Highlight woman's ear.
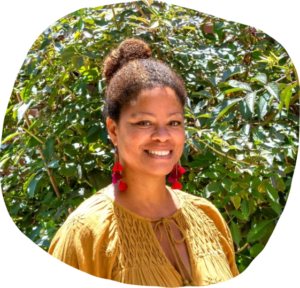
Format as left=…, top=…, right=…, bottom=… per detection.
left=106, top=117, right=118, bottom=146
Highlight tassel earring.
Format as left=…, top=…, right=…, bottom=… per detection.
left=167, top=160, right=185, bottom=189
left=112, top=146, right=128, bottom=191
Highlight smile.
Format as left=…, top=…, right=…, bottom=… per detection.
left=147, top=150, right=171, bottom=155
left=144, top=150, right=173, bottom=158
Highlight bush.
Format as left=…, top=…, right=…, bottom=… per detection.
left=0, top=1, right=299, bottom=273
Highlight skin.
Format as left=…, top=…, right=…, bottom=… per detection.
left=106, top=86, right=186, bottom=219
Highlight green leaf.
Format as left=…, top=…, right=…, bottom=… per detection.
left=265, top=82, right=280, bottom=101
left=28, top=119, right=43, bottom=131
left=279, top=83, right=296, bottom=113
left=82, top=51, right=101, bottom=59
left=77, top=18, right=84, bottom=30
left=60, top=163, right=77, bottom=177
left=54, top=206, right=66, bottom=220
left=241, top=198, right=250, bottom=219
left=188, top=171, right=196, bottom=181
left=187, top=182, right=196, bottom=193
left=251, top=178, right=261, bottom=189
left=189, top=160, right=209, bottom=169
left=253, top=126, right=266, bottom=142
left=241, top=124, right=251, bottom=137
left=231, top=195, right=241, bottom=209
left=46, top=159, right=59, bottom=169
left=265, top=182, right=282, bottom=214
left=10, top=203, right=21, bottom=215
left=238, top=100, right=252, bottom=120
left=87, top=126, right=100, bottom=137
left=147, top=4, right=159, bottom=16
left=251, top=73, right=267, bottom=85
left=250, top=243, right=264, bottom=258
left=212, top=98, right=242, bottom=123
left=54, top=43, right=63, bottom=53
left=183, top=143, right=189, bottom=161
left=28, top=226, right=43, bottom=241
left=1, top=132, right=22, bottom=144
left=35, top=236, right=50, bottom=248
left=28, top=173, right=43, bottom=197
left=87, top=169, right=111, bottom=190
left=86, top=126, right=101, bottom=143
left=61, top=47, right=76, bottom=63
left=72, top=56, right=84, bottom=70
left=221, top=178, right=232, bottom=192
left=230, top=221, right=241, bottom=246
left=40, top=39, right=51, bottom=50
left=93, top=19, right=109, bottom=26
left=286, top=187, right=292, bottom=202
left=23, top=173, right=36, bottom=192
left=223, top=88, right=245, bottom=94
left=222, top=66, right=243, bottom=82
left=270, top=175, right=279, bottom=189
left=203, top=181, right=223, bottom=197
left=228, top=80, right=252, bottom=92
left=247, top=220, right=273, bottom=242
left=229, top=210, right=246, bottom=220
left=245, top=92, right=256, bottom=113
left=257, top=93, right=269, bottom=120
left=142, top=0, right=154, bottom=6
left=17, top=100, right=33, bottom=123
left=42, top=139, right=54, bottom=159
left=149, top=21, right=160, bottom=30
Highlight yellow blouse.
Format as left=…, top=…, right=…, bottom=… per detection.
left=49, top=184, right=239, bottom=286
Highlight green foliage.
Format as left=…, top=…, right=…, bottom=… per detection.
left=0, top=1, right=299, bottom=274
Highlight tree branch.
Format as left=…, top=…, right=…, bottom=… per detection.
left=193, top=136, right=253, bottom=166
left=131, top=2, right=147, bottom=19
left=15, top=93, right=61, bottom=198
left=110, top=5, right=119, bottom=30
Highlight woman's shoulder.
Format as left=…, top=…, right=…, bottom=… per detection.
left=175, top=188, right=235, bottom=245
left=65, top=185, right=115, bottom=230
left=49, top=185, right=119, bottom=263
left=174, top=189, right=229, bottom=233
left=174, top=188, right=216, bottom=211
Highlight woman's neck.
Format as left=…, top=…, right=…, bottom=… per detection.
left=110, top=171, right=181, bottom=219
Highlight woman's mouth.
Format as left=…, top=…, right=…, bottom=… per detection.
left=144, top=150, right=173, bottom=159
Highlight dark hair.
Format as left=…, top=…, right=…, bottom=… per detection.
left=102, top=38, right=187, bottom=124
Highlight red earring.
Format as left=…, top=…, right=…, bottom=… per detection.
left=112, top=146, right=128, bottom=191
left=167, top=161, right=185, bottom=189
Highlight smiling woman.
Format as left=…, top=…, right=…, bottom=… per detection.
left=48, top=38, right=239, bottom=287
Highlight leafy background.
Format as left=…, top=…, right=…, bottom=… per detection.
left=0, top=0, right=299, bottom=274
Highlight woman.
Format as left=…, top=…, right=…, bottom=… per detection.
left=49, top=38, right=239, bottom=287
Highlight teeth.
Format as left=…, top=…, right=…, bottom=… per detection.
left=147, top=150, right=170, bottom=156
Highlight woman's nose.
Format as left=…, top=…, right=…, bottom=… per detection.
left=151, top=125, right=171, bottom=142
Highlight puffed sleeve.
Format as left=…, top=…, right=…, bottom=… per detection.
left=49, top=192, right=119, bottom=280
left=183, top=192, right=239, bottom=277
left=196, top=198, right=239, bottom=276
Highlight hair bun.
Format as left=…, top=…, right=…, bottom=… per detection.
left=103, top=38, right=152, bottom=85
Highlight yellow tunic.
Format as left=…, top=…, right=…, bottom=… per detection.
left=49, top=184, right=239, bottom=286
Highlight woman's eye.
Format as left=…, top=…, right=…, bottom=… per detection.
left=170, top=121, right=181, bottom=126
left=136, top=121, right=181, bottom=126
left=137, top=121, right=151, bottom=126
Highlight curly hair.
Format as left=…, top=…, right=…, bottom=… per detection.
left=102, top=38, right=187, bottom=124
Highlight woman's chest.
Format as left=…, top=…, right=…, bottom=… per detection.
left=150, top=219, right=193, bottom=282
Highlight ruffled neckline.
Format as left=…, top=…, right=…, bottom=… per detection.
left=102, top=183, right=185, bottom=222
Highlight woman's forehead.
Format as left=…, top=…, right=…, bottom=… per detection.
left=129, top=87, right=182, bottom=106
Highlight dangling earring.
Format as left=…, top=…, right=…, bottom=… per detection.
left=112, top=146, right=128, bottom=191
left=167, top=160, right=185, bottom=189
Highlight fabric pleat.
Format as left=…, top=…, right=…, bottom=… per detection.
left=49, top=184, right=239, bottom=287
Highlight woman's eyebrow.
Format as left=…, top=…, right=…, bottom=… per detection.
left=130, top=112, right=183, bottom=118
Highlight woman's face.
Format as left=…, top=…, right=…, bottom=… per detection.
left=106, top=86, right=185, bottom=178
